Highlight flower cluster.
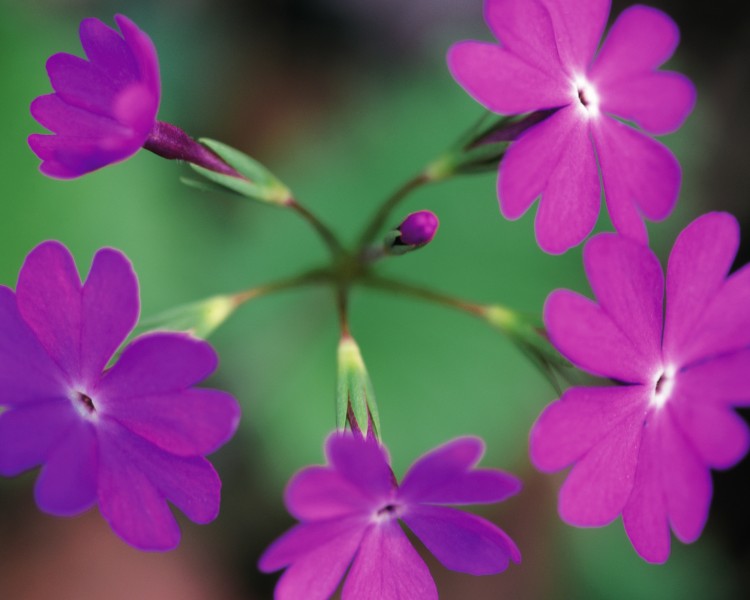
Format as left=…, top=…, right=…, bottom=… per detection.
left=12, top=0, right=750, bottom=598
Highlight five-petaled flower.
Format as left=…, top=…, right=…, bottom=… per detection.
left=530, top=213, right=750, bottom=562
left=449, top=0, right=696, bottom=253
left=259, top=432, right=521, bottom=599
left=28, top=15, right=160, bottom=178
left=0, top=241, right=240, bottom=551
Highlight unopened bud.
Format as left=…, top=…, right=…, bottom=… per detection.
left=384, top=210, right=439, bottom=256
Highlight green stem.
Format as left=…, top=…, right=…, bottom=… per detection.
left=355, top=173, right=430, bottom=251
left=287, top=198, right=346, bottom=257
left=232, top=268, right=331, bottom=307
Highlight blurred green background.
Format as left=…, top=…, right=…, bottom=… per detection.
left=0, top=0, right=748, bottom=598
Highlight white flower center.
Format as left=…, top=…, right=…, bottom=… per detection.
left=651, top=367, right=676, bottom=409
left=573, top=77, right=600, bottom=116
left=69, top=388, right=98, bottom=420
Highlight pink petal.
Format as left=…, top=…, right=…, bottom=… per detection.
left=448, top=41, right=571, bottom=115
left=46, top=53, right=120, bottom=116
left=658, top=409, right=712, bottom=544
left=79, top=17, right=139, bottom=88
left=530, top=385, right=649, bottom=473
left=622, top=423, right=671, bottom=563
left=590, top=5, right=681, bottom=86
left=342, top=519, right=437, bottom=600
left=16, top=241, right=83, bottom=380
left=533, top=112, right=600, bottom=254
left=540, top=0, right=611, bottom=72
left=662, top=213, right=740, bottom=366
left=484, top=0, right=563, bottom=77
left=678, top=349, right=750, bottom=406
left=116, top=14, right=161, bottom=100
left=592, top=115, right=680, bottom=242
left=499, top=105, right=600, bottom=253
left=558, top=404, right=645, bottom=526
left=34, top=418, right=98, bottom=517
left=325, top=433, right=395, bottom=503
left=599, top=71, right=696, bottom=135
left=544, top=290, right=652, bottom=382
left=670, top=375, right=750, bottom=468
left=680, top=264, right=750, bottom=366
left=100, top=388, right=240, bottom=457
left=399, top=437, right=520, bottom=505
left=30, top=94, right=129, bottom=138
left=0, top=401, right=75, bottom=476
left=285, top=467, right=374, bottom=521
left=402, top=505, right=520, bottom=575
left=0, top=286, right=68, bottom=406
left=259, top=516, right=367, bottom=573
left=80, top=247, right=139, bottom=384
left=583, top=233, right=664, bottom=366
left=95, top=332, right=218, bottom=399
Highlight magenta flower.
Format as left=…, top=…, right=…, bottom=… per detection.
left=399, top=210, right=440, bottom=247
left=530, top=213, right=750, bottom=562
left=29, top=15, right=160, bottom=178
left=0, top=241, right=240, bottom=551
left=259, top=433, right=521, bottom=599
left=448, top=0, right=696, bottom=253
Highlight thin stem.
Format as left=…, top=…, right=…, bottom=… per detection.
left=232, top=268, right=330, bottom=307
left=287, top=198, right=346, bottom=258
left=361, top=274, right=487, bottom=318
left=336, top=286, right=350, bottom=337
left=355, top=173, right=430, bottom=251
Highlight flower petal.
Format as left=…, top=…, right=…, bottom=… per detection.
left=95, top=332, right=218, bottom=399
left=30, top=93, right=129, bottom=138
left=658, top=409, right=712, bottom=544
left=34, top=418, right=98, bottom=517
left=0, top=286, right=67, bottom=406
left=484, top=0, right=563, bottom=77
left=558, top=404, right=645, bottom=526
left=583, top=233, right=664, bottom=366
left=530, top=385, right=649, bottom=473
left=116, top=14, right=161, bottom=99
left=46, top=52, right=120, bottom=116
left=590, top=5, right=681, bottom=85
left=27, top=134, right=131, bottom=179
left=599, top=71, right=696, bottom=135
left=593, top=115, right=680, bottom=241
left=447, top=42, right=571, bottom=115
left=398, top=437, right=520, bottom=505
left=402, top=505, right=520, bottom=575
left=80, top=247, right=139, bottom=383
left=0, top=401, right=75, bottom=476
left=540, top=0, right=611, bottom=72
left=544, top=290, right=651, bottom=382
left=680, top=264, right=750, bottom=366
left=342, top=519, right=437, bottom=600
left=258, top=516, right=367, bottom=575
left=622, top=423, right=671, bottom=563
left=325, top=433, right=395, bottom=503
left=16, top=241, right=83, bottom=380
left=670, top=378, right=749, bottom=469
left=101, top=388, right=240, bottom=457
left=285, top=467, right=374, bottom=521
left=678, top=349, right=750, bottom=406
left=533, top=111, right=600, bottom=254
left=79, top=17, right=139, bottom=88
left=662, top=213, right=739, bottom=366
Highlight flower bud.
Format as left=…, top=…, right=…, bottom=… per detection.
left=337, top=335, right=381, bottom=439
left=137, top=294, right=237, bottom=340
left=384, top=211, right=439, bottom=256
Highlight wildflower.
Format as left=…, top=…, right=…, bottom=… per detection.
left=0, top=241, right=240, bottom=550
left=530, top=213, right=750, bottom=562
left=448, top=0, right=695, bottom=253
left=259, top=432, right=521, bottom=599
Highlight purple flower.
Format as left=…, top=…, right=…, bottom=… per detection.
left=530, top=213, right=750, bottom=562
left=398, top=210, right=440, bottom=247
left=259, top=432, right=521, bottom=599
left=29, top=15, right=160, bottom=178
left=0, top=241, right=240, bottom=551
left=448, top=0, right=696, bottom=253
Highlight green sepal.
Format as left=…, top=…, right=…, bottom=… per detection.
left=336, top=337, right=381, bottom=438
left=136, top=294, right=237, bottom=340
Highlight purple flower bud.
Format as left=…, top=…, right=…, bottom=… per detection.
left=398, top=210, right=439, bottom=247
